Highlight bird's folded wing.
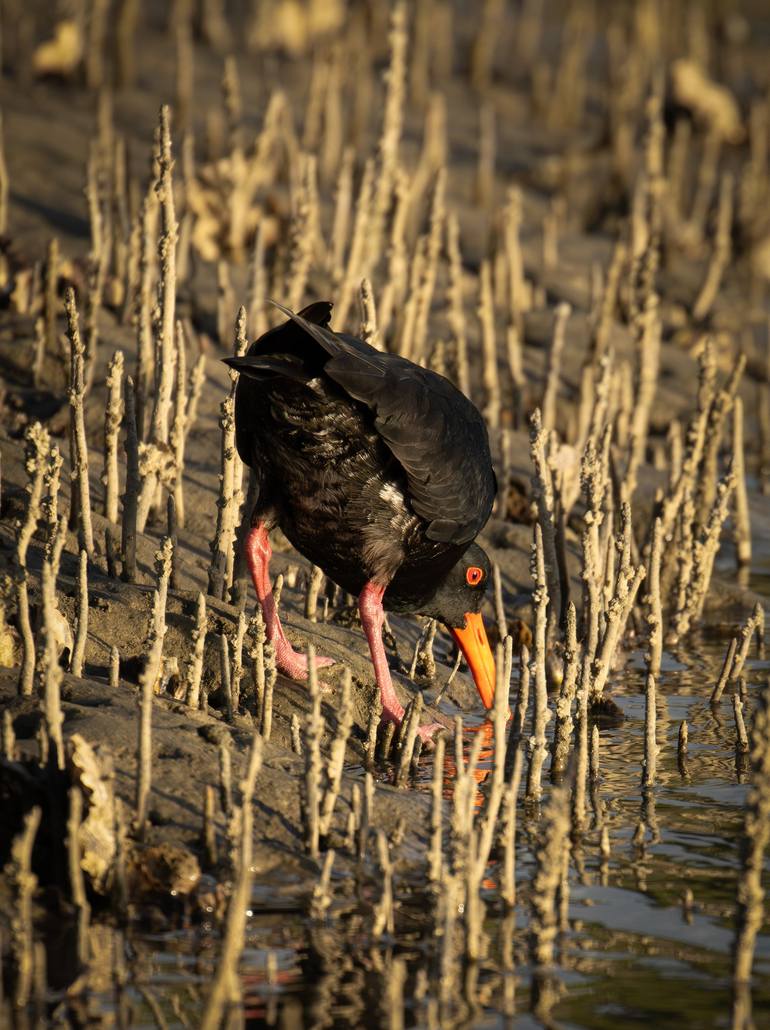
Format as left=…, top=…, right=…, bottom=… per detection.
left=263, top=301, right=497, bottom=544
left=325, top=357, right=497, bottom=545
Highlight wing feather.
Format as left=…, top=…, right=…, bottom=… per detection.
left=323, top=347, right=496, bottom=545
left=233, top=302, right=497, bottom=544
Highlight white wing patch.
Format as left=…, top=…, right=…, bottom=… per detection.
left=379, top=482, right=406, bottom=510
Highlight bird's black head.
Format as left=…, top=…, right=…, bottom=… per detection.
left=419, top=542, right=491, bottom=627
left=420, top=543, right=496, bottom=710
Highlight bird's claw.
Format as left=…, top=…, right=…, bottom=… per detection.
left=380, top=708, right=447, bottom=751
left=417, top=722, right=448, bottom=748
left=275, top=642, right=335, bottom=683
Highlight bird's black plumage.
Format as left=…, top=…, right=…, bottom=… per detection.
left=225, top=301, right=496, bottom=622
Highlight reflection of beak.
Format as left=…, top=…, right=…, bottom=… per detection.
left=442, top=720, right=494, bottom=798
left=450, top=613, right=496, bottom=710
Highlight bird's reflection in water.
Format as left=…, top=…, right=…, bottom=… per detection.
left=442, top=720, right=503, bottom=893
left=441, top=719, right=496, bottom=805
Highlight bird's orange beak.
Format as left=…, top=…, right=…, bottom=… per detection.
left=450, top=612, right=496, bottom=710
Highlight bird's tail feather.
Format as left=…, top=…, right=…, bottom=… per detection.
left=222, top=354, right=313, bottom=384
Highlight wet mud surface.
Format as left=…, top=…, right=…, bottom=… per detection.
left=2, top=2, right=770, bottom=1027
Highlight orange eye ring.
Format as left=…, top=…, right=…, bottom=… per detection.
left=466, top=566, right=483, bottom=587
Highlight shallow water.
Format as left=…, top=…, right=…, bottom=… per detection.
left=59, top=602, right=768, bottom=1030
left=7, top=578, right=765, bottom=1030
left=542, top=637, right=770, bottom=1029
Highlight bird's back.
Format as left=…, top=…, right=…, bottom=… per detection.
left=227, top=302, right=496, bottom=603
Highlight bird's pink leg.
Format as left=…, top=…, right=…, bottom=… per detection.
left=359, top=582, right=445, bottom=745
left=246, top=523, right=333, bottom=681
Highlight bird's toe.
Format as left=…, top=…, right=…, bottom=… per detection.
left=417, top=721, right=448, bottom=748
left=275, top=643, right=335, bottom=683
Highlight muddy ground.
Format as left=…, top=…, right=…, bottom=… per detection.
left=1, top=3, right=769, bottom=1013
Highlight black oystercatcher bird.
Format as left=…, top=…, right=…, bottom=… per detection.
left=224, top=301, right=497, bottom=741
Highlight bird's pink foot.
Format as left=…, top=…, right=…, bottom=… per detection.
left=246, top=522, right=334, bottom=684
left=417, top=721, right=447, bottom=745
left=380, top=704, right=446, bottom=749
left=380, top=702, right=406, bottom=728
left=274, top=639, right=335, bottom=682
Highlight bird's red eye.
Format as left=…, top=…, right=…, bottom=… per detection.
left=466, top=566, right=483, bottom=587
